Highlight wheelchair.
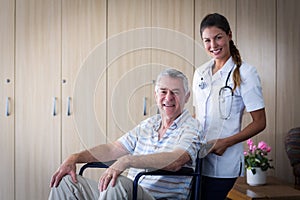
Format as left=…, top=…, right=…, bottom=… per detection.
left=79, top=149, right=204, bottom=200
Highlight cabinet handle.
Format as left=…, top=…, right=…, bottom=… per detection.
left=52, top=97, right=57, bottom=116
left=67, top=97, right=71, bottom=116
left=6, top=97, right=10, bottom=116
left=143, top=97, right=147, bottom=116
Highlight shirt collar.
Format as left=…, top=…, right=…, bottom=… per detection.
left=153, top=109, right=189, bottom=131
left=219, top=57, right=235, bottom=75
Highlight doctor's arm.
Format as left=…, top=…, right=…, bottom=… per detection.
left=210, top=108, right=266, bottom=156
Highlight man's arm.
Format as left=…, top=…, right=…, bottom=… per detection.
left=50, top=141, right=129, bottom=187
left=124, top=148, right=190, bottom=171
left=98, top=148, right=191, bottom=191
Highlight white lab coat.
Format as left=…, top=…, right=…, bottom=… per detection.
left=193, top=57, right=265, bottom=178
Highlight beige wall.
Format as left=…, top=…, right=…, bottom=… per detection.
left=1, top=0, right=299, bottom=199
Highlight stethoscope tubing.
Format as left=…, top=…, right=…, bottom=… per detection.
left=198, top=65, right=235, bottom=119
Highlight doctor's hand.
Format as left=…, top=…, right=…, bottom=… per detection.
left=209, top=138, right=230, bottom=156
left=50, top=155, right=77, bottom=188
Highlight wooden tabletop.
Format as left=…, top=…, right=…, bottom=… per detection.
left=227, top=176, right=300, bottom=200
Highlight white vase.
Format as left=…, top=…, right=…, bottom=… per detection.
left=246, top=167, right=267, bottom=186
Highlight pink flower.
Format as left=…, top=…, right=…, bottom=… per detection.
left=251, top=145, right=257, bottom=152
left=247, top=139, right=256, bottom=152
left=244, top=139, right=273, bottom=172
left=247, top=139, right=253, bottom=146
left=258, top=141, right=267, bottom=150
left=258, top=141, right=271, bottom=152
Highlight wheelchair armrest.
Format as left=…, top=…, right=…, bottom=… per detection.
left=135, top=167, right=194, bottom=177
left=132, top=167, right=196, bottom=199
left=78, top=162, right=109, bottom=176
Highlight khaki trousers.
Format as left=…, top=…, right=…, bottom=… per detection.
left=48, top=175, right=155, bottom=200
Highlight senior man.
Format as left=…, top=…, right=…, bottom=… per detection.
left=49, top=68, right=203, bottom=200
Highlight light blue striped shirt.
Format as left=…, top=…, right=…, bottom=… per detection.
left=118, top=109, right=203, bottom=200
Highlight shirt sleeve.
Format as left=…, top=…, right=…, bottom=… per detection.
left=240, top=64, right=265, bottom=112
left=117, top=125, right=140, bottom=154
left=174, top=119, right=204, bottom=166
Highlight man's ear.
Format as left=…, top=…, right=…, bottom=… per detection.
left=185, top=91, right=190, bottom=103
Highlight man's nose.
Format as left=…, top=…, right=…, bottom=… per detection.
left=165, top=91, right=174, bottom=100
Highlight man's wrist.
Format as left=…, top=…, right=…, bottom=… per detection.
left=69, top=153, right=80, bottom=164
left=120, top=154, right=132, bottom=168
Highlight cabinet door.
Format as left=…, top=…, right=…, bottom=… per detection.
left=62, top=0, right=107, bottom=179
left=15, top=0, right=61, bottom=199
left=152, top=0, right=194, bottom=112
left=107, top=0, right=152, bottom=141
left=0, top=0, right=14, bottom=199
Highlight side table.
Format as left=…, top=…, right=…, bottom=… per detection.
left=227, top=176, right=300, bottom=200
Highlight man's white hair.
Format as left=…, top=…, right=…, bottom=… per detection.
left=155, top=68, right=189, bottom=95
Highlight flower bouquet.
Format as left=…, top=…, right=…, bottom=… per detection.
left=244, top=139, right=274, bottom=175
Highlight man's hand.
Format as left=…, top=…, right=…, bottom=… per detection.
left=98, top=156, right=129, bottom=191
left=50, top=155, right=77, bottom=187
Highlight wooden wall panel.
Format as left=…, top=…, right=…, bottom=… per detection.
left=61, top=0, right=107, bottom=179
left=0, top=0, right=14, bottom=199
left=107, top=0, right=152, bottom=141
left=15, top=0, right=61, bottom=199
left=151, top=0, right=194, bottom=113
left=276, top=0, right=300, bottom=182
left=237, top=0, right=276, bottom=176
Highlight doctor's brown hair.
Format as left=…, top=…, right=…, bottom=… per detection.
left=200, top=13, right=242, bottom=91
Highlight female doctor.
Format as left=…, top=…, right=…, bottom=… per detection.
left=193, top=13, right=266, bottom=200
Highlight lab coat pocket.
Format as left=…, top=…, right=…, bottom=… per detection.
left=218, top=87, right=233, bottom=119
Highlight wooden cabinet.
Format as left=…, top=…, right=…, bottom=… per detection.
left=107, top=0, right=196, bottom=141
left=107, top=0, right=152, bottom=141
left=151, top=0, right=194, bottom=112
left=0, top=0, right=15, bottom=199
left=14, top=0, right=107, bottom=198
left=61, top=0, right=107, bottom=176
left=15, top=0, right=61, bottom=199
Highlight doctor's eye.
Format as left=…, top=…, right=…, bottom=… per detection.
left=203, top=39, right=210, bottom=43
left=216, top=35, right=223, bottom=40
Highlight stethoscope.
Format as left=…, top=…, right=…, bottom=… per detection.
left=199, top=67, right=234, bottom=119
